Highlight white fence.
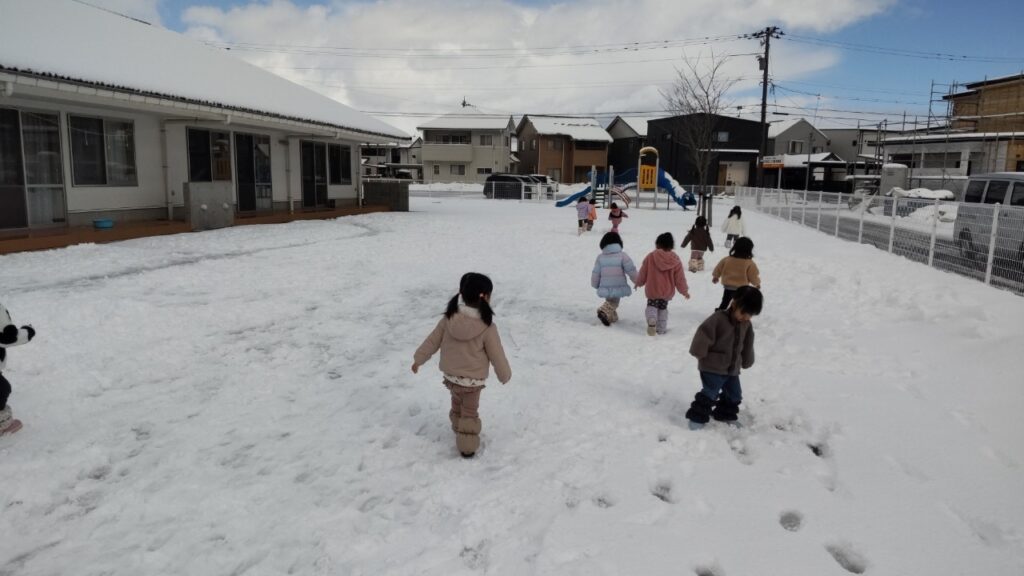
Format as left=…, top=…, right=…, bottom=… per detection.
left=734, top=187, right=1024, bottom=295
left=409, top=181, right=561, bottom=201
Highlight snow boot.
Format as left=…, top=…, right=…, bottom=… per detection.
left=455, top=416, right=481, bottom=456
left=449, top=409, right=460, bottom=432
left=685, top=392, right=714, bottom=425
left=711, top=398, right=740, bottom=422
left=0, top=406, right=21, bottom=437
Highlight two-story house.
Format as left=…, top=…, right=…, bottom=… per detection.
left=768, top=118, right=828, bottom=156
left=647, top=114, right=761, bottom=187
left=417, top=113, right=515, bottom=183
left=516, top=116, right=612, bottom=183
left=606, top=116, right=660, bottom=175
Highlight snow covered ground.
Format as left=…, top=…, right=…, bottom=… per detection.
left=1, top=198, right=1023, bottom=575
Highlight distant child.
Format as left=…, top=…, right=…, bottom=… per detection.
left=608, top=202, right=628, bottom=233
left=591, top=232, right=638, bottom=326
left=721, top=206, right=746, bottom=248
left=1, top=301, right=36, bottom=436
left=685, top=286, right=762, bottom=426
left=712, top=237, right=761, bottom=311
left=587, top=198, right=598, bottom=231
left=576, top=197, right=591, bottom=236
left=412, top=273, right=512, bottom=458
left=635, top=232, right=690, bottom=336
left=681, top=216, right=714, bottom=272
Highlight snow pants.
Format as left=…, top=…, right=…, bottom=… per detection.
left=717, top=287, right=737, bottom=311
left=445, top=381, right=484, bottom=455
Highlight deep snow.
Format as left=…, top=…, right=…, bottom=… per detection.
left=1, top=198, right=1022, bottom=575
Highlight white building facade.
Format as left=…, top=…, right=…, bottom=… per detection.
left=0, top=0, right=406, bottom=231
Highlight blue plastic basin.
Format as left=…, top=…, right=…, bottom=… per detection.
left=93, top=218, right=114, bottom=230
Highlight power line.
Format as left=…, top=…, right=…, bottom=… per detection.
left=773, top=84, right=930, bottom=107
left=783, top=34, right=1024, bottom=64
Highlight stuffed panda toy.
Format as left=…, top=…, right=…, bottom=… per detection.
left=1, top=302, right=35, bottom=435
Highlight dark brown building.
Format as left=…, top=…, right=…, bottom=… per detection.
left=516, top=116, right=611, bottom=183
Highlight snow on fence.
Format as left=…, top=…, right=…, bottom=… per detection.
left=735, top=187, right=1024, bottom=295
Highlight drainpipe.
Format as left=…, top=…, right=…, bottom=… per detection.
left=160, top=119, right=172, bottom=220
left=285, top=137, right=294, bottom=214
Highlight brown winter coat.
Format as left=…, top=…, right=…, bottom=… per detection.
left=681, top=228, right=714, bottom=252
left=414, top=307, right=512, bottom=383
left=689, top=310, right=755, bottom=376
left=712, top=257, right=761, bottom=289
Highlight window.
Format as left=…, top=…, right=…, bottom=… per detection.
left=187, top=128, right=231, bottom=182
left=480, top=135, right=493, bottom=146
left=531, top=140, right=536, bottom=151
left=450, top=164, right=465, bottom=176
left=391, top=149, right=401, bottom=163
left=69, top=115, right=137, bottom=186
left=477, top=168, right=492, bottom=175
left=1011, top=183, right=1024, bottom=207
left=787, top=140, right=805, bottom=155
left=328, top=144, right=352, bottom=185
left=548, top=139, right=563, bottom=151
left=715, top=131, right=729, bottom=143
left=548, top=168, right=561, bottom=182
left=984, top=180, right=1009, bottom=204
left=505, top=137, right=510, bottom=147
left=852, top=140, right=858, bottom=147
left=433, top=165, right=440, bottom=175
left=963, top=180, right=985, bottom=203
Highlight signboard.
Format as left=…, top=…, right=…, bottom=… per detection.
left=638, top=165, right=658, bottom=191
left=762, top=155, right=784, bottom=169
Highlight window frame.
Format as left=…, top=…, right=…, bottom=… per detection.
left=983, top=180, right=1009, bottom=204
left=328, top=143, right=352, bottom=186
left=186, top=127, right=233, bottom=183
left=449, top=164, right=465, bottom=176
left=68, top=114, right=138, bottom=187
left=479, top=134, right=493, bottom=146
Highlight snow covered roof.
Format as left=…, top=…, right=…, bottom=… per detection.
left=519, top=116, right=613, bottom=142
left=768, top=118, right=827, bottom=140
left=0, top=0, right=406, bottom=140
left=879, top=131, right=1024, bottom=144
left=418, top=112, right=513, bottom=131
left=607, top=116, right=660, bottom=138
left=780, top=152, right=843, bottom=167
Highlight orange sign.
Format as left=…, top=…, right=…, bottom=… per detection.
left=639, top=165, right=658, bottom=191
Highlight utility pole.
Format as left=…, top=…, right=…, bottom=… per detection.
left=752, top=26, right=782, bottom=187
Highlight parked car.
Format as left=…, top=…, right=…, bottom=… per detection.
left=527, top=174, right=557, bottom=199
left=483, top=173, right=534, bottom=199
left=953, top=172, right=1024, bottom=262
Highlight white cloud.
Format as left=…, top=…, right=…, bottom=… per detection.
left=179, top=0, right=896, bottom=135
left=86, top=0, right=163, bottom=25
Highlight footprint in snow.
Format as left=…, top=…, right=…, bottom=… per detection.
left=825, top=542, right=868, bottom=574
left=779, top=510, right=803, bottom=532
left=651, top=480, right=674, bottom=503
left=693, top=563, right=725, bottom=576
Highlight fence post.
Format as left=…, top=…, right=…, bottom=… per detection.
left=801, top=191, right=807, bottom=225
left=834, top=194, right=842, bottom=237
left=984, top=203, right=1000, bottom=285
left=521, top=182, right=526, bottom=202
left=858, top=197, right=866, bottom=243
left=816, top=192, right=823, bottom=231
left=927, top=198, right=940, bottom=267
left=888, top=197, right=899, bottom=253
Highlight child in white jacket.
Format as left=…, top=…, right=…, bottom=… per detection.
left=1, top=302, right=36, bottom=436
left=722, top=206, right=746, bottom=248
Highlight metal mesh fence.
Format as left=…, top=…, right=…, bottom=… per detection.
left=735, top=186, right=1024, bottom=295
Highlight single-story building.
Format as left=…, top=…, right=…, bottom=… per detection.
left=0, top=0, right=406, bottom=233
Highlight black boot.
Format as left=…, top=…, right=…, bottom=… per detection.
left=685, top=392, right=715, bottom=424
left=711, top=398, right=740, bottom=422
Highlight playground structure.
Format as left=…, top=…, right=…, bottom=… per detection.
left=554, top=166, right=696, bottom=209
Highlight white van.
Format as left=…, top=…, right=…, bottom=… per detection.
left=953, top=172, right=1024, bottom=262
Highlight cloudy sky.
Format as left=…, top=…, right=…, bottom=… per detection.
left=89, top=0, right=1024, bottom=137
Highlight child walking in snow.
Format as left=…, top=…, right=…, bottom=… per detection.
left=608, top=203, right=628, bottom=233
left=412, top=273, right=512, bottom=458
left=591, top=232, right=638, bottom=326
left=712, top=237, right=761, bottom=311
left=635, top=233, right=690, bottom=336
left=576, top=197, right=591, bottom=236
left=721, top=206, right=746, bottom=248
left=685, top=286, right=762, bottom=426
left=681, top=216, right=714, bottom=272
left=1, top=301, right=36, bottom=436
left=587, top=198, right=598, bottom=231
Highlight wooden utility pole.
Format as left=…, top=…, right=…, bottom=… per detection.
left=752, top=26, right=782, bottom=187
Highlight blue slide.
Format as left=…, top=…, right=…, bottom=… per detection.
left=658, top=171, right=696, bottom=208
left=555, top=186, right=592, bottom=207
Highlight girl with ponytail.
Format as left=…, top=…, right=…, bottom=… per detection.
left=413, top=272, right=511, bottom=458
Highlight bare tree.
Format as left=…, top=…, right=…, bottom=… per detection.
left=660, top=52, right=739, bottom=190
